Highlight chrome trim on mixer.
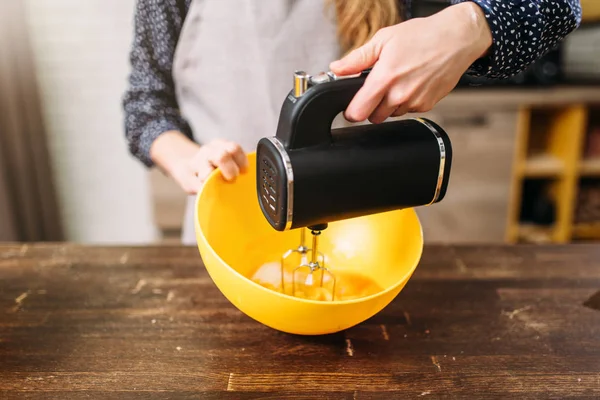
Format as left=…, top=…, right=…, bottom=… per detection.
left=415, top=118, right=446, bottom=205
left=265, top=137, right=294, bottom=230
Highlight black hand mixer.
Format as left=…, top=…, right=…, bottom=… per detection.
left=256, top=70, right=452, bottom=300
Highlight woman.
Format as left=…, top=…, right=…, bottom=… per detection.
left=123, top=0, right=581, bottom=244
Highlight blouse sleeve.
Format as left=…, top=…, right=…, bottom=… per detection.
left=452, top=0, right=582, bottom=79
left=122, top=0, right=192, bottom=168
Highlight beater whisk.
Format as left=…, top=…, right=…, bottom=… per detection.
left=281, top=224, right=337, bottom=301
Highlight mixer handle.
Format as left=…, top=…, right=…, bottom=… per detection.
left=275, top=70, right=370, bottom=150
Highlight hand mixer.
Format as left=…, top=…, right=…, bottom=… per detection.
left=256, top=69, right=453, bottom=300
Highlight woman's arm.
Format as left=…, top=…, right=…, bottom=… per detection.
left=454, top=0, right=582, bottom=79
left=122, top=0, right=192, bottom=168
left=330, top=0, right=582, bottom=123
left=122, top=0, right=247, bottom=194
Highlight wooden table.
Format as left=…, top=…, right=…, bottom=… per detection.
left=1, top=244, right=600, bottom=399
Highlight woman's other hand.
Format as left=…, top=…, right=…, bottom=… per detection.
left=150, top=131, right=248, bottom=195
left=329, top=2, right=492, bottom=124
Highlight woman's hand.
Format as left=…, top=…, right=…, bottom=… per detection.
left=150, top=131, right=248, bottom=195
left=329, top=2, right=493, bottom=124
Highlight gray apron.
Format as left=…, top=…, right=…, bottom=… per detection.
left=173, top=0, right=342, bottom=244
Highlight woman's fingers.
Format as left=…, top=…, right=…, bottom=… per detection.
left=170, top=139, right=248, bottom=194
left=368, top=90, right=405, bottom=124
left=330, top=42, right=378, bottom=76
left=330, top=28, right=390, bottom=76
left=224, top=141, right=249, bottom=173
left=331, top=30, right=394, bottom=122
left=391, top=103, right=411, bottom=118
left=344, top=67, right=389, bottom=122
left=205, top=139, right=250, bottom=181
left=208, top=148, right=240, bottom=181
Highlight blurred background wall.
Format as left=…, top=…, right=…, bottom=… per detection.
left=1, top=0, right=599, bottom=245
left=19, top=0, right=159, bottom=244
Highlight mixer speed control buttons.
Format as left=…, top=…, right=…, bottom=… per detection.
left=309, top=72, right=332, bottom=86
left=293, top=71, right=309, bottom=97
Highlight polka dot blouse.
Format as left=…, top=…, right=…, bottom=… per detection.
left=123, top=0, right=582, bottom=167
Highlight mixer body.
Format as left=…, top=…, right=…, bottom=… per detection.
left=194, top=70, right=442, bottom=329
left=257, top=70, right=453, bottom=232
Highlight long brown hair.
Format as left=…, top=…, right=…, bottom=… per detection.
left=328, top=0, right=402, bottom=54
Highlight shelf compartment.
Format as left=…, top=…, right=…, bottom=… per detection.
left=573, top=177, right=600, bottom=226
left=523, top=154, right=564, bottom=177
left=518, top=178, right=558, bottom=225
left=526, top=107, right=584, bottom=161
left=517, top=223, right=556, bottom=244
left=579, top=158, right=600, bottom=176
left=515, top=178, right=561, bottom=242
left=580, top=105, right=600, bottom=179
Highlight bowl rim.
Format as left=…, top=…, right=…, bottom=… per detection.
left=194, top=153, right=424, bottom=306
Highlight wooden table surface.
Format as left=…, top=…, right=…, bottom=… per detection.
left=1, top=243, right=600, bottom=399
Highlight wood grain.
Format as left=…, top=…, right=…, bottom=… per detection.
left=1, top=244, right=600, bottom=399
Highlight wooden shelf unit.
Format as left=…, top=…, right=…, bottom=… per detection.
left=572, top=222, right=600, bottom=240
left=507, top=103, right=600, bottom=243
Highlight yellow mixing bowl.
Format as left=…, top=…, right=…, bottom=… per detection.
left=195, top=152, right=424, bottom=335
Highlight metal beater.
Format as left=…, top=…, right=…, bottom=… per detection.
left=281, top=225, right=337, bottom=301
